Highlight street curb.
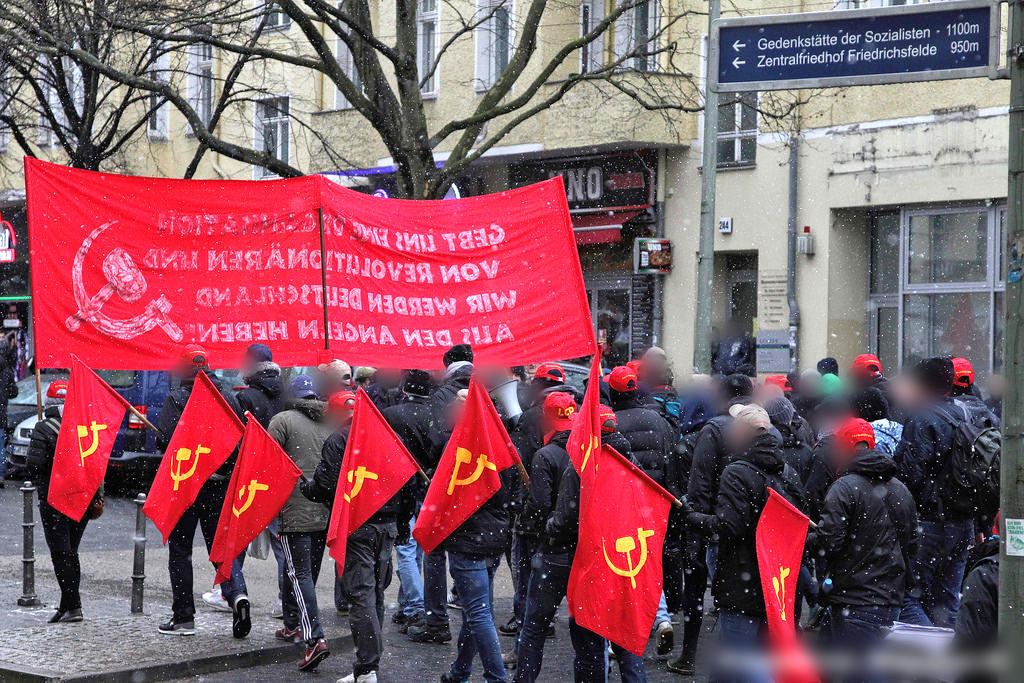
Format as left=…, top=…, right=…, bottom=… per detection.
left=0, top=633, right=352, bottom=683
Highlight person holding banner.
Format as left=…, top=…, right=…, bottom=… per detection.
left=156, top=346, right=249, bottom=638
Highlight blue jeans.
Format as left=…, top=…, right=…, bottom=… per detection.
left=281, top=531, right=327, bottom=643
left=901, top=517, right=973, bottom=628
left=827, top=604, right=900, bottom=683
left=516, top=552, right=571, bottom=682
left=706, top=544, right=719, bottom=586
left=424, top=548, right=449, bottom=628
left=448, top=552, right=506, bottom=682
left=396, top=518, right=424, bottom=616
left=512, top=533, right=541, bottom=624
left=654, top=592, right=671, bottom=629
left=708, top=610, right=769, bottom=683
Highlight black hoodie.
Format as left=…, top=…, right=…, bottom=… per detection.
left=711, top=432, right=804, bottom=617
left=610, top=390, right=677, bottom=487
left=236, top=362, right=286, bottom=428
left=816, top=449, right=919, bottom=608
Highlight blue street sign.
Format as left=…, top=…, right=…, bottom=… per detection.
left=710, top=0, right=999, bottom=92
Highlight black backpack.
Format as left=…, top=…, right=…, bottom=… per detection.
left=936, top=399, right=1001, bottom=518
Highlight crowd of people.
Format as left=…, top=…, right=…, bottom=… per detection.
left=21, top=340, right=1005, bottom=683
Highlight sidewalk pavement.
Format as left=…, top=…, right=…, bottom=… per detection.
left=0, top=541, right=352, bottom=682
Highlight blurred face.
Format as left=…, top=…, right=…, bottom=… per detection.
left=799, top=373, right=822, bottom=398
left=890, top=374, right=927, bottom=412
left=326, top=409, right=354, bottom=431
left=988, top=374, right=1006, bottom=401
left=754, top=383, right=784, bottom=405
left=448, top=399, right=466, bottom=428
left=726, top=418, right=760, bottom=452
left=378, top=368, right=402, bottom=389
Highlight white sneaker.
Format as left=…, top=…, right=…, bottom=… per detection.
left=337, top=672, right=377, bottom=683
left=272, top=599, right=284, bottom=619
left=202, top=588, right=232, bottom=613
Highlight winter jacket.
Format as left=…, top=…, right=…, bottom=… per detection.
left=301, top=429, right=414, bottom=530
left=686, top=396, right=753, bottom=515
left=645, top=385, right=683, bottom=436
left=710, top=433, right=805, bottom=617
left=713, top=335, right=754, bottom=375
left=953, top=537, right=998, bottom=651
left=815, top=449, right=919, bottom=608
left=430, top=363, right=473, bottom=418
left=778, top=420, right=815, bottom=484
left=382, top=395, right=436, bottom=501
left=367, top=381, right=403, bottom=411
left=894, top=398, right=968, bottom=520
left=438, top=467, right=517, bottom=558
left=157, top=370, right=243, bottom=478
left=803, top=437, right=837, bottom=523
left=871, top=419, right=903, bottom=456
left=25, top=406, right=62, bottom=498
left=269, top=399, right=334, bottom=533
left=236, top=362, right=286, bottom=428
left=521, top=430, right=571, bottom=545
left=611, top=393, right=676, bottom=487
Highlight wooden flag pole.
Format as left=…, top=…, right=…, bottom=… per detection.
left=126, top=403, right=163, bottom=438
left=34, top=365, right=42, bottom=421
left=515, top=461, right=530, bottom=487
left=416, top=466, right=430, bottom=484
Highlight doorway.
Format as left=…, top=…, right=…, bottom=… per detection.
left=586, top=274, right=633, bottom=367
left=725, top=253, right=758, bottom=335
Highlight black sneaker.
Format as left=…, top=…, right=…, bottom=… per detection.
left=666, top=656, right=696, bottom=676
left=392, top=612, right=410, bottom=626
left=498, top=616, right=520, bottom=637
left=158, top=617, right=195, bottom=636
left=407, top=622, right=452, bottom=643
left=232, top=595, right=251, bottom=639
left=545, top=624, right=556, bottom=639
left=400, top=612, right=425, bottom=634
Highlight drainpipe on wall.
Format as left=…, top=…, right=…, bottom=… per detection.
left=652, top=148, right=667, bottom=348
left=786, top=132, right=801, bottom=373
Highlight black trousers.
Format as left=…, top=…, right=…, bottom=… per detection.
left=342, top=521, right=395, bottom=678
left=39, top=501, right=89, bottom=612
left=680, top=534, right=709, bottom=663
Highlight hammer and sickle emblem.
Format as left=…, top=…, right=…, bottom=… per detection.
left=344, top=466, right=379, bottom=502
left=76, top=422, right=108, bottom=466
left=602, top=527, right=655, bottom=589
left=580, top=435, right=599, bottom=473
left=772, top=566, right=792, bottom=621
left=232, top=479, right=269, bottom=517
left=171, top=445, right=210, bottom=491
left=447, top=447, right=497, bottom=495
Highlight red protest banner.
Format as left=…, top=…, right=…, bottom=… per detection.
left=26, top=158, right=595, bottom=370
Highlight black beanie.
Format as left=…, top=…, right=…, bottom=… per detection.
left=910, top=356, right=955, bottom=396
left=721, top=373, right=754, bottom=400
left=850, top=386, right=889, bottom=422
left=817, top=357, right=840, bottom=376
left=402, top=369, right=432, bottom=397
left=442, top=344, right=474, bottom=367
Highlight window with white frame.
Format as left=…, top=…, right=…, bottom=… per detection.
left=868, top=204, right=1006, bottom=377
left=255, top=96, right=289, bottom=177
left=579, top=0, right=604, bottom=73
left=0, top=67, right=9, bottom=152
left=187, top=30, right=214, bottom=135
left=716, top=91, right=757, bottom=166
left=475, top=0, right=512, bottom=91
left=418, top=0, right=440, bottom=96
left=258, top=1, right=291, bottom=30
left=833, top=0, right=923, bottom=9
left=614, top=0, right=657, bottom=71
left=147, top=38, right=170, bottom=139
left=37, top=55, right=81, bottom=147
left=335, top=38, right=362, bottom=109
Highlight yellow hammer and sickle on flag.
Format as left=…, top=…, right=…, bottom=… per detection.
left=344, top=466, right=379, bottom=503
left=232, top=479, right=269, bottom=517
left=772, top=566, right=791, bottom=621
left=171, top=445, right=209, bottom=491
left=76, top=422, right=108, bottom=466
left=580, top=435, right=599, bottom=473
left=447, top=447, right=497, bottom=495
left=602, top=527, right=655, bottom=589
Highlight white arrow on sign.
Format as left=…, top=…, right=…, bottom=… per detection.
left=732, top=57, right=746, bottom=68
left=732, top=40, right=747, bottom=52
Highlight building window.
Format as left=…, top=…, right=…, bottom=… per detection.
left=579, top=0, right=604, bottom=73
left=868, top=205, right=1006, bottom=377
left=147, top=38, right=170, bottom=140
left=335, top=38, right=362, bottom=109
left=37, top=56, right=81, bottom=147
left=0, top=67, right=9, bottom=152
left=614, top=0, right=657, bottom=71
left=835, top=0, right=923, bottom=8
left=716, top=91, right=757, bottom=166
left=418, top=0, right=439, bottom=96
left=187, top=30, right=214, bottom=135
left=255, top=96, right=289, bottom=178
left=475, top=0, right=512, bottom=91
left=258, top=1, right=291, bottom=30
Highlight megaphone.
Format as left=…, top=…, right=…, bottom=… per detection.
left=490, top=379, right=523, bottom=426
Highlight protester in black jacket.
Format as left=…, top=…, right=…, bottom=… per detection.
left=686, top=374, right=754, bottom=516
left=954, top=536, right=998, bottom=650
left=235, top=343, right=285, bottom=428
left=607, top=365, right=676, bottom=487
left=816, top=418, right=919, bottom=671
left=894, top=356, right=974, bottom=628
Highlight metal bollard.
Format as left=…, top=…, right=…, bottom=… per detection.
left=131, top=492, right=147, bottom=614
left=18, top=481, right=40, bottom=607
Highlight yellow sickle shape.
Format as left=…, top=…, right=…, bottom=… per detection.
left=602, top=527, right=655, bottom=589
left=447, top=447, right=497, bottom=495
left=76, top=422, right=108, bottom=466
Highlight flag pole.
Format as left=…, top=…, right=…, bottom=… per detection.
left=515, top=461, right=530, bottom=487
left=126, top=403, right=162, bottom=437
left=416, top=466, right=430, bottom=484
left=34, top=365, right=41, bottom=421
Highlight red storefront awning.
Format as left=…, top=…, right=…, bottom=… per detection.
left=571, top=210, right=644, bottom=245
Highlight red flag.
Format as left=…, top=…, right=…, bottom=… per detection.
left=209, top=418, right=302, bottom=584
left=144, top=371, right=245, bottom=543
left=567, top=352, right=602, bottom=482
left=327, top=389, right=421, bottom=567
left=48, top=355, right=131, bottom=521
left=413, top=375, right=521, bottom=555
left=568, top=445, right=674, bottom=657
left=756, top=488, right=820, bottom=683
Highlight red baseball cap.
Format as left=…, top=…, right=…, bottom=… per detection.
left=598, top=405, right=617, bottom=434
left=46, top=379, right=68, bottom=400
left=534, top=362, right=566, bottom=384
left=608, top=366, right=639, bottom=392
left=543, top=392, right=577, bottom=431
left=178, top=344, right=209, bottom=367
left=763, top=375, right=792, bottom=393
left=626, top=360, right=642, bottom=374
left=834, top=417, right=876, bottom=453
left=850, top=353, right=882, bottom=377
left=952, top=357, right=975, bottom=389
left=327, top=391, right=357, bottom=414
